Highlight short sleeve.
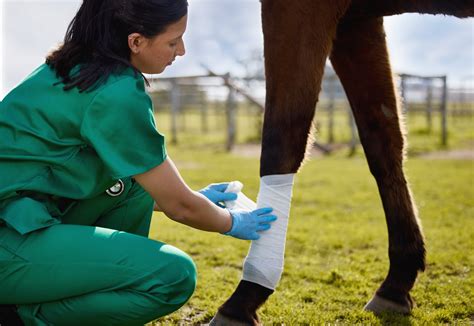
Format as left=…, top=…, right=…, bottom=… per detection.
left=80, top=76, right=167, bottom=179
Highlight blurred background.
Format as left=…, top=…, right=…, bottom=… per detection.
left=1, top=0, right=473, bottom=157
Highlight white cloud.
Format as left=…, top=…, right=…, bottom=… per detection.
left=385, top=14, right=473, bottom=86
left=160, top=0, right=262, bottom=77
left=2, top=0, right=80, bottom=95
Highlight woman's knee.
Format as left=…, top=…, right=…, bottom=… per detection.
left=153, top=245, right=197, bottom=306
left=130, top=243, right=197, bottom=319
left=97, top=231, right=197, bottom=317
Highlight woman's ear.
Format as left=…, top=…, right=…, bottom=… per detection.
left=128, top=33, right=144, bottom=54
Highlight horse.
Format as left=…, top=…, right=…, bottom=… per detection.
left=209, top=1, right=474, bottom=325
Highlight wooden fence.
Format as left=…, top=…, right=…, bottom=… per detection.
left=148, top=69, right=469, bottom=152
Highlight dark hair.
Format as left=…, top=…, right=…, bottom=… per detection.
left=46, top=0, right=188, bottom=92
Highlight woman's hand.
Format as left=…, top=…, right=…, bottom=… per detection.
left=224, top=207, right=277, bottom=240
left=199, top=183, right=237, bottom=207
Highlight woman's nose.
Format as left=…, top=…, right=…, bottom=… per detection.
left=176, top=39, right=186, bottom=57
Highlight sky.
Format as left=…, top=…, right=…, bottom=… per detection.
left=1, top=0, right=473, bottom=99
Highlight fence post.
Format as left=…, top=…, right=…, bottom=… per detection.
left=400, top=74, right=407, bottom=113
left=426, top=79, right=433, bottom=133
left=181, top=94, right=186, bottom=132
left=200, top=95, right=208, bottom=133
left=327, top=75, right=336, bottom=144
left=348, top=108, right=358, bottom=156
left=225, top=76, right=237, bottom=151
left=440, top=76, right=448, bottom=146
left=459, top=83, right=466, bottom=115
left=170, top=80, right=180, bottom=145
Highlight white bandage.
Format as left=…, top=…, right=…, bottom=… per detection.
left=224, top=175, right=295, bottom=290
left=225, top=177, right=295, bottom=290
left=242, top=174, right=295, bottom=289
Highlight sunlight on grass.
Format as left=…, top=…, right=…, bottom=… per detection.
left=146, top=143, right=474, bottom=325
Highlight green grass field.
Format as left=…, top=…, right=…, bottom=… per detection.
left=145, top=139, right=473, bottom=324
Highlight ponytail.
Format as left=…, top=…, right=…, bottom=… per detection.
left=46, top=0, right=188, bottom=92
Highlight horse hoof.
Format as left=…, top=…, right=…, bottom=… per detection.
left=364, top=294, right=412, bottom=315
left=207, top=312, right=258, bottom=326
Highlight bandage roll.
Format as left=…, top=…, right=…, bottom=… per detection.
left=224, top=181, right=257, bottom=211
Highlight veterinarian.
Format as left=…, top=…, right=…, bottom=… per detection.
left=0, top=0, right=277, bottom=325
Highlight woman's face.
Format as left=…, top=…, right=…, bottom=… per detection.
left=129, top=15, right=188, bottom=74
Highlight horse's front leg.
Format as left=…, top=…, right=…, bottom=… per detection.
left=209, top=1, right=350, bottom=325
left=330, top=16, right=425, bottom=314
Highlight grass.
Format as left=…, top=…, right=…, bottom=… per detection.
left=146, top=141, right=474, bottom=325
left=145, top=106, right=473, bottom=324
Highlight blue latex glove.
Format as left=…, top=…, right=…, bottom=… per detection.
left=199, top=183, right=238, bottom=207
left=225, top=207, right=277, bottom=240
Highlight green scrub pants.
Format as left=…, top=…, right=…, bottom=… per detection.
left=0, top=178, right=197, bottom=326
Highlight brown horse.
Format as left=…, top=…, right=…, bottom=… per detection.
left=209, top=1, right=474, bottom=325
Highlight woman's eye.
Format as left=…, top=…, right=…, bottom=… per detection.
left=170, top=42, right=177, bottom=47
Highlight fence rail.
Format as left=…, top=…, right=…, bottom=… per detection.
left=148, top=69, right=473, bottom=152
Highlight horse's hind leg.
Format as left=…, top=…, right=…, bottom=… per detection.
left=329, top=17, right=425, bottom=313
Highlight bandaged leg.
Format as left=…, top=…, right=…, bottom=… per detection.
left=244, top=174, right=295, bottom=289
left=225, top=175, right=295, bottom=290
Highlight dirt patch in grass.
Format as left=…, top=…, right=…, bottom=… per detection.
left=233, top=143, right=474, bottom=160
left=231, top=143, right=261, bottom=158
left=419, top=148, right=474, bottom=160
left=231, top=143, right=329, bottom=158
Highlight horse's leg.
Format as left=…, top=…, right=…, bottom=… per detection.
left=329, top=17, right=425, bottom=313
left=209, top=1, right=350, bottom=325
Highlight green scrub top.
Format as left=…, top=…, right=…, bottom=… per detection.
left=0, top=64, right=167, bottom=234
